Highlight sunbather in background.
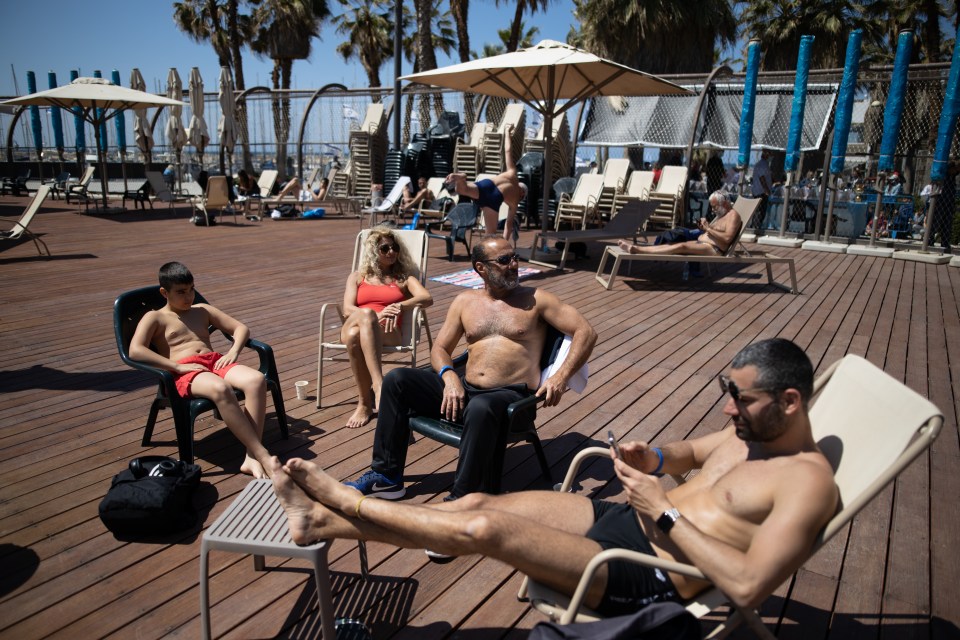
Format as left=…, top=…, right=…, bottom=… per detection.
left=274, top=176, right=329, bottom=202
left=618, top=190, right=741, bottom=256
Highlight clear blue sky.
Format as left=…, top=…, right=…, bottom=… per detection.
left=0, top=0, right=584, bottom=98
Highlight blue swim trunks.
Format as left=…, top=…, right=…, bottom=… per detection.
left=475, top=179, right=504, bottom=210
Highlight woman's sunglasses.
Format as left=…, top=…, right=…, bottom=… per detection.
left=378, top=243, right=400, bottom=255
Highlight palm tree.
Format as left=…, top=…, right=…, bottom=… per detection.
left=401, top=0, right=456, bottom=138
left=737, top=0, right=886, bottom=70
left=332, top=0, right=394, bottom=88
left=473, top=21, right=541, bottom=57
left=570, top=0, right=736, bottom=73
left=251, top=0, right=330, bottom=175
left=173, top=0, right=256, bottom=170
left=449, top=0, right=471, bottom=63
left=495, top=0, right=552, bottom=52
left=877, top=0, right=951, bottom=63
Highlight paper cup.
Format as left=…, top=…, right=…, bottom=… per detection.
left=295, top=380, right=309, bottom=400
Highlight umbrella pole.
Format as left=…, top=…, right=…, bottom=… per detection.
left=95, top=118, right=109, bottom=210
left=541, top=111, right=554, bottom=237
left=121, top=151, right=128, bottom=194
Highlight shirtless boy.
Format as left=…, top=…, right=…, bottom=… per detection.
left=272, top=338, right=838, bottom=615
left=129, top=262, right=274, bottom=478
left=618, top=190, right=742, bottom=257
left=344, top=236, right=596, bottom=500
left=446, top=126, right=528, bottom=243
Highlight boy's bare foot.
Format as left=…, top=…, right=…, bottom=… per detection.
left=284, top=457, right=360, bottom=513
left=270, top=458, right=326, bottom=545
left=346, top=404, right=374, bottom=429
left=241, top=454, right=268, bottom=479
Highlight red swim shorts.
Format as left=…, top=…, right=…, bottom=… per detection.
left=173, top=351, right=239, bottom=398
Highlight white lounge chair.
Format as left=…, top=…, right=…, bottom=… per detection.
left=362, top=176, right=411, bottom=227
left=1, top=184, right=51, bottom=255
left=554, top=173, right=605, bottom=231
left=595, top=197, right=799, bottom=294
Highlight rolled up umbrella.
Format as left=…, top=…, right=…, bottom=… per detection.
left=870, top=30, right=913, bottom=247
left=186, top=67, right=209, bottom=169
left=821, top=29, right=863, bottom=241
left=70, top=69, right=86, bottom=170
left=923, top=36, right=960, bottom=250
left=111, top=70, right=129, bottom=192
left=130, top=68, right=153, bottom=168
left=779, top=35, right=815, bottom=237
left=737, top=39, right=762, bottom=194
left=165, top=68, right=187, bottom=192
left=48, top=71, right=65, bottom=163
left=26, top=71, right=43, bottom=178
left=217, top=66, right=236, bottom=176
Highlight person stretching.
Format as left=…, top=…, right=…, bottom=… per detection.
left=446, top=125, right=527, bottom=243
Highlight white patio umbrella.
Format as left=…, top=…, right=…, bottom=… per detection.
left=165, top=68, right=188, bottom=191
left=217, top=66, right=237, bottom=176
left=3, top=76, right=184, bottom=209
left=186, top=67, right=210, bottom=170
left=130, top=68, right=154, bottom=168
left=402, top=39, right=691, bottom=232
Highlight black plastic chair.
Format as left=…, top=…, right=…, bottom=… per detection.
left=114, top=286, right=288, bottom=464
left=408, top=324, right=564, bottom=493
left=425, top=203, right=478, bottom=261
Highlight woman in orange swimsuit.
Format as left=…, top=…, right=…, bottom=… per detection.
left=341, top=227, right=433, bottom=429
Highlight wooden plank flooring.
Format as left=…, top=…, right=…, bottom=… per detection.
left=0, top=193, right=958, bottom=639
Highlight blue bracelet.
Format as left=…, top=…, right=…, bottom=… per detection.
left=652, top=447, right=664, bottom=475
left=438, top=365, right=454, bottom=378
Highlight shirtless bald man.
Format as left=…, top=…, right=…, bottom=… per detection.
left=344, top=236, right=596, bottom=501
left=446, top=126, right=528, bottom=243
left=618, top=190, right=741, bottom=257
left=272, top=338, right=838, bottom=616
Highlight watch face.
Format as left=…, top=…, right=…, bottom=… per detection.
left=657, top=509, right=679, bottom=533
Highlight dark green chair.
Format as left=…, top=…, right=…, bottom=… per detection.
left=408, top=324, right=564, bottom=493
left=114, top=286, right=288, bottom=464
left=425, top=203, right=478, bottom=261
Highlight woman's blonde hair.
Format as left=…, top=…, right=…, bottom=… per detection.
left=357, top=226, right=417, bottom=282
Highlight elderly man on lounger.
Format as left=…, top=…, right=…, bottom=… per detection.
left=618, top=190, right=741, bottom=257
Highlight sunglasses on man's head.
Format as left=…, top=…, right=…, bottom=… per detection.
left=378, top=243, right=400, bottom=254
left=483, top=253, right=520, bottom=266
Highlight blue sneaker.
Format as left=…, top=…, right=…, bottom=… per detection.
left=344, top=470, right=406, bottom=500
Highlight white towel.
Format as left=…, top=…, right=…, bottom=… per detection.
left=539, top=334, right=589, bottom=394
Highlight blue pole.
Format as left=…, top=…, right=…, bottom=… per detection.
left=785, top=36, right=814, bottom=172
left=26, top=71, right=43, bottom=161
left=829, top=29, right=863, bottom=176
left=738, top=40, right=762, bottom=175
left=110, top=69, right=127, bottom=154
left=93, top=70, right=108, bottom=149
left=877, top=31, right=913, bottom=173
left=48, top=71, right=64, bottom=159
left=70, top=69, right=86, bottom=162
left=930, top=36, right=960, bottom=182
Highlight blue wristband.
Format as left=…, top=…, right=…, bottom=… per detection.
left=652, top=447, right=664, bottom=475
left=438, top=365, right=454, bottom=378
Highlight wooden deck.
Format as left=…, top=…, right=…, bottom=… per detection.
left=1, top=193, right=958, bottom=639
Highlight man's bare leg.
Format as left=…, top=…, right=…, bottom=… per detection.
left=274, top=458, right=609, bottom=604
left=617, top=239, right=717, bottom=256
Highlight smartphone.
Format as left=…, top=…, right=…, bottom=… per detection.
left=607, top=430, right=622, bottom=458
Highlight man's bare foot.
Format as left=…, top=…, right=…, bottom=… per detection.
left=270, top=458, right=326, bottom=545
left=617, top=239, right=638, bottom=254
left=284, top=457, right=360, bottom=513
left=241, top=454, right=268, bottom=479
left=346, top=404, right=374, bottom=429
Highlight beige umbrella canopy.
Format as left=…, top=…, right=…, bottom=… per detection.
left=187, top=67, right=210, bottom=169
left=130, top=68, right=154, bottom=167
left=217, top=66, right=237, bottom=175
left=3, top=76, right=184, bottom=209
left=402, top=39, right=691, bottom=231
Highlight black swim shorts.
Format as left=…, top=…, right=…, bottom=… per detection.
left=586, top=500, right=681, bottom=616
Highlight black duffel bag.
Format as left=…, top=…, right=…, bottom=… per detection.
left=98, top=456, right=202, bottom=537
